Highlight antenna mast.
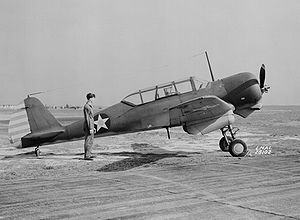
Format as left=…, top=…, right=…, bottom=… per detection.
left=205, top=51, right=215, bottom=81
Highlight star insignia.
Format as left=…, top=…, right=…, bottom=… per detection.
left=94, top=114, right=110, bottom=132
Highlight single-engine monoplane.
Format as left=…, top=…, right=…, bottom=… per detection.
left=8, top=52, right=269, bottom=157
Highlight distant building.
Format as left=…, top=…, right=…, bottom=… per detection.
left=0, top=105, right=14, bottom=109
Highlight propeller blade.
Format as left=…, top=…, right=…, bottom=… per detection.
left=259, top=64, right=265, bottom=88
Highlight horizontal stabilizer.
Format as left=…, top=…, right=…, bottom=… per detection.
left=22, top=128, right=65, bottom=140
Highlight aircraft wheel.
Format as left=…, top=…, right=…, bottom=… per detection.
left=229, top=139, right=247, bottom=157
left=219, top=136, right=233, bottom=152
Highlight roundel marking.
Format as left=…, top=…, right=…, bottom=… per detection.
left=94, top=113, right=110, bottom=133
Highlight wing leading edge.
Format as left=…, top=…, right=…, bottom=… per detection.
left=170, top=96, right=235, bottom=135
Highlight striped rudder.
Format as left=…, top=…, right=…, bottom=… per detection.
left=8, top=102, right=31, bottom=145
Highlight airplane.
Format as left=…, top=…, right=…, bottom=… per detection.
left=8, top=52, right=269, bottom=157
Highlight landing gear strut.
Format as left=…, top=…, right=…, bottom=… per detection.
left=35, top=146, right=41, bottom=157
left=219, top=125, right=247, bottom=157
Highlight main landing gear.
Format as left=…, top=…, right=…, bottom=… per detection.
left=35, top=146, right=41, bottom=157
left=219, top=125, right=247, bottom=157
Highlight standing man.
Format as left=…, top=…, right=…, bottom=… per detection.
left=83, top=93, right=96, bottom=160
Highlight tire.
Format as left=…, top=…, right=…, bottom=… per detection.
left=229, top=139, right=247, bottom=157
left=219, top=136, right=233, bottom=152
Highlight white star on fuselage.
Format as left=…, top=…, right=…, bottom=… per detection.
left=94, top=114, right=109, bottom=132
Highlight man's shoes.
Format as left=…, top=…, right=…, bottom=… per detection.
left=83, top=154, right=96, bottom=160
left=84, top=157, right=93, bottom=161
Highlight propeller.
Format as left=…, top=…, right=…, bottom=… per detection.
left=259, top=64, right=270, bottom=93
left=259, top=64, right=265, bottom=88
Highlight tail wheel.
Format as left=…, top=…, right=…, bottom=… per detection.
left=35, top=146, right=41, bottom=157
left=229, top=139, right=247, bottom=157
left=219, top=136, right=233, bottom=152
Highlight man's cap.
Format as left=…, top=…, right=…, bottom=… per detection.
left=86, top=93, right=96, bottom=100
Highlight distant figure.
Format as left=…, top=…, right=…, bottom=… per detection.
left=83, top=93, right=96, bottom=160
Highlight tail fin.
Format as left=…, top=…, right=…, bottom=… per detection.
left=24, top=97, right=62, bottom=133
left=8, top=97, right=64, bottom=147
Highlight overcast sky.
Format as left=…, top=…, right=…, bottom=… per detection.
left=0, top=0, right=300, bottom=106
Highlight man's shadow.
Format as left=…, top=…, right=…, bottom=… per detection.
left=97, top=143, right=187, bottom=172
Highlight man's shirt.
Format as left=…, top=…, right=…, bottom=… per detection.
left=83, top=101, right=94, bottom=133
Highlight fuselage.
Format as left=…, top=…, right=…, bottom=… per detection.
left=17, top=71, right=263, bottom=148
left=46, top=72, right=262, bottom=146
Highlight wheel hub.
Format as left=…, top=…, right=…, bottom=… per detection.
left=234, top=143, right=244, bottom=154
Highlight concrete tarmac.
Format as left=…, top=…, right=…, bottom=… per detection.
left=0, top=152, right=299, bottom=219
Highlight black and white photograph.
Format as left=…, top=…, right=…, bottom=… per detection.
left=0, top=0, right=299, bottom=219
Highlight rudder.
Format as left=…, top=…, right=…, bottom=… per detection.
left=8, top=102, right=31, bottom=145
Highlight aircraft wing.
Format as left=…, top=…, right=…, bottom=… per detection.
left=170, top=95, right=235, bottom=134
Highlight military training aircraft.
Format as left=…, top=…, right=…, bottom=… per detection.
left=8, top=52, right=269, bottom=157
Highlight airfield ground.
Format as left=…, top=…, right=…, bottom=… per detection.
left=0, top=106, right=299, bottom=219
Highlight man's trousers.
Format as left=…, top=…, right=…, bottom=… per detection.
left=84, top=133, right=94, bottom=158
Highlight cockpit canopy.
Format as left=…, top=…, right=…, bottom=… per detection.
left=122, top=76, right=209, bottom=106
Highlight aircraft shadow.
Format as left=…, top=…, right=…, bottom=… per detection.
left=97, top=143, right=188, bottom=172
left=1, top=143, right=190, bottom=172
